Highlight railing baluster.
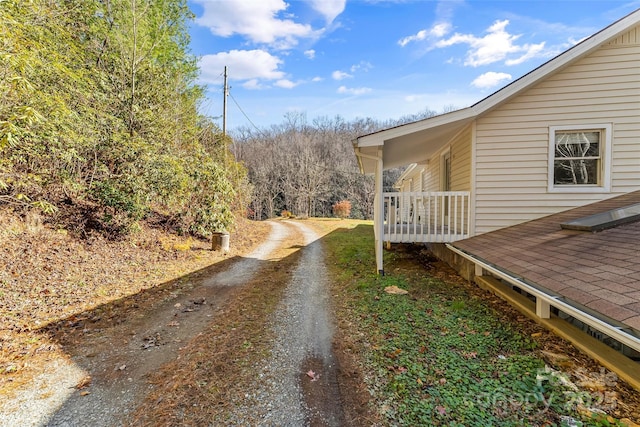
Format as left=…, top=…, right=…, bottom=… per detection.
left=466, top=193, right=470, bottom=237
left=438, top=191, right=445, bottom=241
left=381, top=191, right=470, bottom=243
left=449, top=193, right=452, bottom=240
left=394, top=195, right=398, bottom=237
left=426, top=193, right=430, bottom=240
left=460, top=193, right=464, bottom=239
left=453, top=194, right=458, bottom=239
left=412, top=192, right=417, bottom=242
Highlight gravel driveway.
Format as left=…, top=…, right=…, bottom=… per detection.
left=0, top=220, right=343, bottom=426
left=228, top=220, right=344, bottom=426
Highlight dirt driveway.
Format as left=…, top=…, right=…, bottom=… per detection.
left=0, top=220, right=347, bottom=426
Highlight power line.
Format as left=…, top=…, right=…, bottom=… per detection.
left=228, top=91, right=268, bottom=136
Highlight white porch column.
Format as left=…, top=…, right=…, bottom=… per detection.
left=375, top=148, right=384, bottom=274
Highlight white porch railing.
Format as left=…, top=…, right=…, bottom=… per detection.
left=383, top=191, right=470, bottom=243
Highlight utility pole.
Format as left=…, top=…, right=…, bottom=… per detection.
left=222, top=66, right=228, bottom=137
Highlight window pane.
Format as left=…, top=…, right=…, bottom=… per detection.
left=554, top=159, right=598, bottom=185
left=555, top=131, right=600, bottom=158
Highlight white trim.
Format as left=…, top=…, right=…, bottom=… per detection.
left=393, top=163, right=417, bottom=189
left=356, top=112, right=474, bottom=147
left=547, top=123, right=612, bottom=193
left=375, top=148, right=384, bottom=274
left=470, top=121, right=477, bottom=237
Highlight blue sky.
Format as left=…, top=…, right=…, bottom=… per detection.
left=187, top=0, right=640, bottom=131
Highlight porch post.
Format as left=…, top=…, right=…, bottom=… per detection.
left=375, top=148, right=384, bottom=274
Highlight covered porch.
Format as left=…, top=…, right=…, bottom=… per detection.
left=353, top=112, right=475, bottom=273
left=383, top=191, right=470, bottom=243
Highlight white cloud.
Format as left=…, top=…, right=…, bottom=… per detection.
left=397, top=0, right=462, bottom=47
left=308, top=0, right=346, bottom=24
left=505, top=42, right=546, bottom=65
left=194, top=0, right=319, bottom=50
left=199, top=50, right=285, bottom=85
left=471, top=71, right=512, bottom=89
left=242, top=79, right=267, bottom=90
left=275, top=79, right=298, bottom=89
left=304, top=49, right=316, bottom=59
left=399, top=29, right=428, bottom=47
left=430, top=22, right=452, bottom=38
left=337, top=86, right=372, bottom=95
left=350, top=61, right=373, bottom=73
left=332, top=70, right=352, bottom=80
left=435, top=20, right=548, bottom=67
left=398, top=22, right=453, bottom=47
left=331, top=63, right=371, bottom=82
left=312, top=76, right=323, bottom=82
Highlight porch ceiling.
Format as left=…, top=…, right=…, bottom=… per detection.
left=354, top=114, right=474, bottom=174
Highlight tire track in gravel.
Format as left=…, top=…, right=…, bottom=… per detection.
left=1, top=222, right=291, bottom=427
left=230, top=220, right=344, bottom=426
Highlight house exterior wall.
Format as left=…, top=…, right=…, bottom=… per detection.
left=422, top=160, right=438, bottom=191
left=473, top=28, right=640, bottom=234
left=450, top=126, right=473, bottom=192
left=411, top=176, right=419, bottom=192
left=419, top=125, right=472, bottom=192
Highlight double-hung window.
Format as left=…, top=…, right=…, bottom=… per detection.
left=548, top=124, right=611, bottom=193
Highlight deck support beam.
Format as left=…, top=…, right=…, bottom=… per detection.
left=536, top=298, right=551, bottom=319
left=475, top=263, right=483, bottom=277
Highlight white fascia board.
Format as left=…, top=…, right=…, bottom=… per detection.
left=355, top=108, right=476, bottom=148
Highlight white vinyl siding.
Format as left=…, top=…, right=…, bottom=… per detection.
left=450, top=126, right=472, bottom=192
left=422, top=165, right=437, bottom=192
left=608, top=26, right=640, bottom=45
left=474, top=37, right=640, bottom=234
left=410, top=177, right=418, bottom=192
left=420, top=125, right=472, bottom=193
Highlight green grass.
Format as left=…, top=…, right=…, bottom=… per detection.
left=323, top=223, right=625, bottom=427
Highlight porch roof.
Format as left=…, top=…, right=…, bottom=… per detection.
left=353, top=114, right=473, bottom=173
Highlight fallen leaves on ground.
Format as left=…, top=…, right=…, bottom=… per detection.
left=306, top=370, right=320, bottom=382
left=0, top=210, right=269, bottom=395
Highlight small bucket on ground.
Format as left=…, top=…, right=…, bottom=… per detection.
left=211, top=231, right=230, bottom=252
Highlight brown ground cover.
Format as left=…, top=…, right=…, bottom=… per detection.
left=0, top=210, right=269, bottom=396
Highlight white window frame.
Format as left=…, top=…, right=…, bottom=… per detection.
left=548, top=124, right=612, bottom=193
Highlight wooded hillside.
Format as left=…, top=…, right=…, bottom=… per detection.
left=1, top=0, right=446, bottom=230
left=0, top=0, right=246, bottom=236
left=232, top=110, right=442, bottom=221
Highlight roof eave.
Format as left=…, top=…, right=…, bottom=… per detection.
left=355, top=107, right=475, bottom=148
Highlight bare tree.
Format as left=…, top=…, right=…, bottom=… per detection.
left=230, top=108, right=451, bottom=220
